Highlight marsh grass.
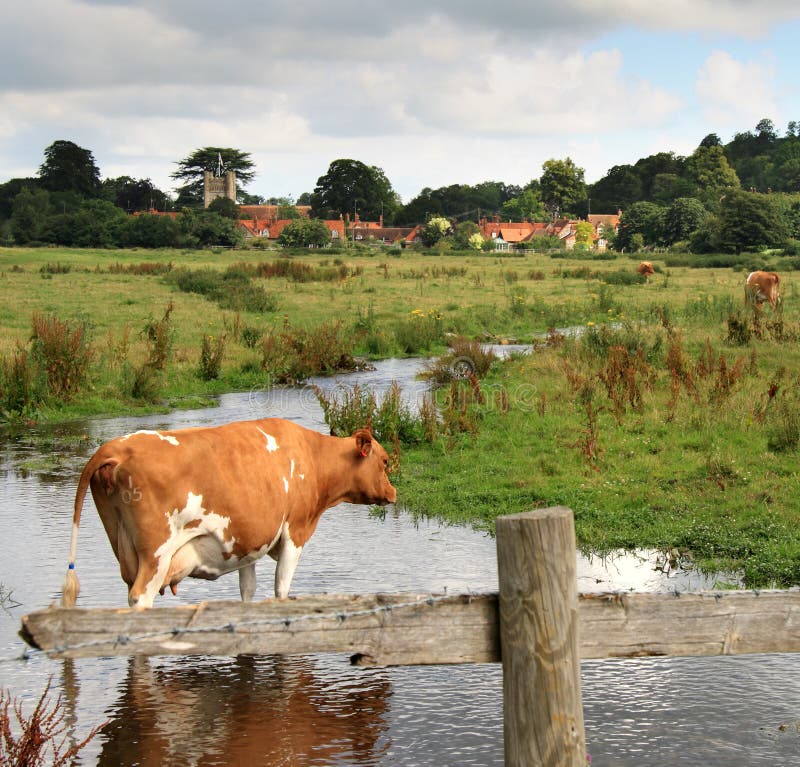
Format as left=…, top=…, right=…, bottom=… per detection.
left=2, top=246, right=800, bottom=584
left=1, top=680, right=104, bottom=766
left=396, top=311, right=800, bottom=587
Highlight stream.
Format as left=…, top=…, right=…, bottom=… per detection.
left=1, top=351, right=799, bottom=765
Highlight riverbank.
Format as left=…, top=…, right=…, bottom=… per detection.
left=395, top=317, right=800, bottom=588
left=2, top=245, right=799, bottom=586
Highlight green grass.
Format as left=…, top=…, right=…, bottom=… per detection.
left=2, top=244, right=799, bottom=586
left=394, top=318, right=800, bottom=588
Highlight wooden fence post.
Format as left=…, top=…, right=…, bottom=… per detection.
left=496, top=507, right=585, bottom=767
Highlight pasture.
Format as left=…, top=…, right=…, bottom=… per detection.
left=1, top=244, right=799, bottom=586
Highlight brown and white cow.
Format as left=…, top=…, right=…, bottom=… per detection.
left=61, top=419, right=396, bottom=608
left=637, top=261, right=655, bottom=280
left=745, top=270, right=781, bottom=309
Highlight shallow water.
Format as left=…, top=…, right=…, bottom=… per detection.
left=2, top=354, right=799, bottom=766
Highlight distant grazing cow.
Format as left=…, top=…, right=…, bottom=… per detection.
left=745, top=271, right=781, bottom=309
left=637, top=261, right=655, bottom=280
left=61, top=419, right=397, bottom=608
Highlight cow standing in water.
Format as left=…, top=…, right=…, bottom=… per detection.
left=61, top=420, right=396, bottom=608
left=745, top=271, right=781, bottom=309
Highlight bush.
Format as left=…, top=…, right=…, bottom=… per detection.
left=315, top=381, right=422, bottom=446
left=1, top=679, right=104, bottom=765
left=199, top=334, right=226, bottom=380
left=393, top=309, right=444, bottom=354
left=0, top=347, right=42, bottom=416
left=142, top=302, right=174, bottom=370
left=120, top=361, right=162, bottom=402
left=239, top=325, right=263, bottom=349
left=261, top=321, right=357, bottom=382
left=424, top=338, right=498, bottom=385
left=766, top=390, right=800, bottom=452
left=30, top=313, right=93, bottom=400
left=170, top=268, right=278, bottom=313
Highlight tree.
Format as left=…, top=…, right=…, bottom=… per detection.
left=650, top=173, right=698, bottom=204
left=48, top=199, right=128, bottom=247
left=310, top=159, right=400, bottom=223
left=171, top=148, right=256, bottom=206
left=614, top=201, right=664, bottom=251
left=0, top=177, right=39, bottom=221
left=277, top=218, right=331, bottom=248
left=10, top=186, right=51, bottom=243
left=179, top=208, right=242, bottom=247
left=661, top=197, right=708, bottom=245
left=420, top=216, right=452, bottom=247
left=124, top=212, right=182, bottom=248
left=501, top=187, right=547, bottom=221
left=755, top=118, right=778, bottom=145
left=717, top=190, right=788, bottom=253
left=396, top=187, right=443, bottom=225
left=102, top=176, right=170, bottom=212
left=207, top=196, right=239, bottom=219
left=539, top=158, right=586, bottom=219
left=686, top=145, right=740, bottom=203
left=38, top=140, right=101, bottom=197
left=574, top=221, right=594, bottom=249
left=700, top=133, right=722, bottom=148
left=453, top=220, right=480, bottom=249
left=588, top=165, right=642, bottom=212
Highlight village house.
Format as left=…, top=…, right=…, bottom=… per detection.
left=136, top=198, right=620, bottom=251
left=237, top=206, right=423, bottom=246
left=478, top=212, right=620, bottom=251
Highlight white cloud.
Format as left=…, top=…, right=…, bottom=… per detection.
left=695, top=50, right=779, bottom=129
left=0, top=0, right=798, bottom=201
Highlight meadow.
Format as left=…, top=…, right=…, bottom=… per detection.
left=1, top=244, right=799, bottom=587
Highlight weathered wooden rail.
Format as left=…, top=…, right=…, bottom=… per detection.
left=20, top=507, right=800, bottom=767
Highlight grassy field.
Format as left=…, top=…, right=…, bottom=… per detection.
left=1, top=244, right=799, bottom=586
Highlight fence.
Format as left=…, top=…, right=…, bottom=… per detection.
left=20, top=507, right=800, bottom=767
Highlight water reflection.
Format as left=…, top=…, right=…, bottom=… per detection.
left=95, top=655, right=391, bottom=767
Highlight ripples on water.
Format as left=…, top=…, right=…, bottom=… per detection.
left=2, top=355, right=800, bottom=766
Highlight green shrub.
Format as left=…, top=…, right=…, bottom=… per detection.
left=314, top=380, right=422, bottom=446
left=424, top=338, right=498, bottom=385
left=169, top=268, right=278, bottom=313
left=120, top=361, right=162, bottom=402
left=239, top=325, right=263, bottom=349
left=30, top=312, right=93, bottom=400
left=578, top=321, right=664, bottom=365
left=199, top=334, right=226, bottom=380
left=260, top=321, right=357, bottom=382
left=142, top=302, right=174, bottom=370
left=0, top=347, right=42, bottom=416
left=766, top=390, right=800, bottom=452
left=393, top=309, right=444, bottom=354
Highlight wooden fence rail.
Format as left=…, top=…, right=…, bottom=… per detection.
left=20, top=507, right=800, bottom=767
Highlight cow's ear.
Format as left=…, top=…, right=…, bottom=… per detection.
left=354, top=429, right=373, bottom=458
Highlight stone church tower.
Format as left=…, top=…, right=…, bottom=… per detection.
left=203, top=169, right=237, bottom=208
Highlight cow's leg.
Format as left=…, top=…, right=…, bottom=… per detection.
left=127, top=546, right=172, bottom=608
left=238, top=563, right=257, bottom=602
left=274, top=537, right=303, bottom=599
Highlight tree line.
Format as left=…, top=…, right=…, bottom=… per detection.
left=2, top=119, right=800, bottom=253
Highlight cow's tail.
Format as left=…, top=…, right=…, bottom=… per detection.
left=61, top=449, right=117, bottom=608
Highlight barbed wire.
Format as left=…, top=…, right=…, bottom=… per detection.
left=2, top=591, right=490, bottom=666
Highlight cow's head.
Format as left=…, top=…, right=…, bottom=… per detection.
left=348, top=428, right=397, bottom=506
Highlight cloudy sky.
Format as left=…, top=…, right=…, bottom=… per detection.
left=2, top=0, right=800, bottom=204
